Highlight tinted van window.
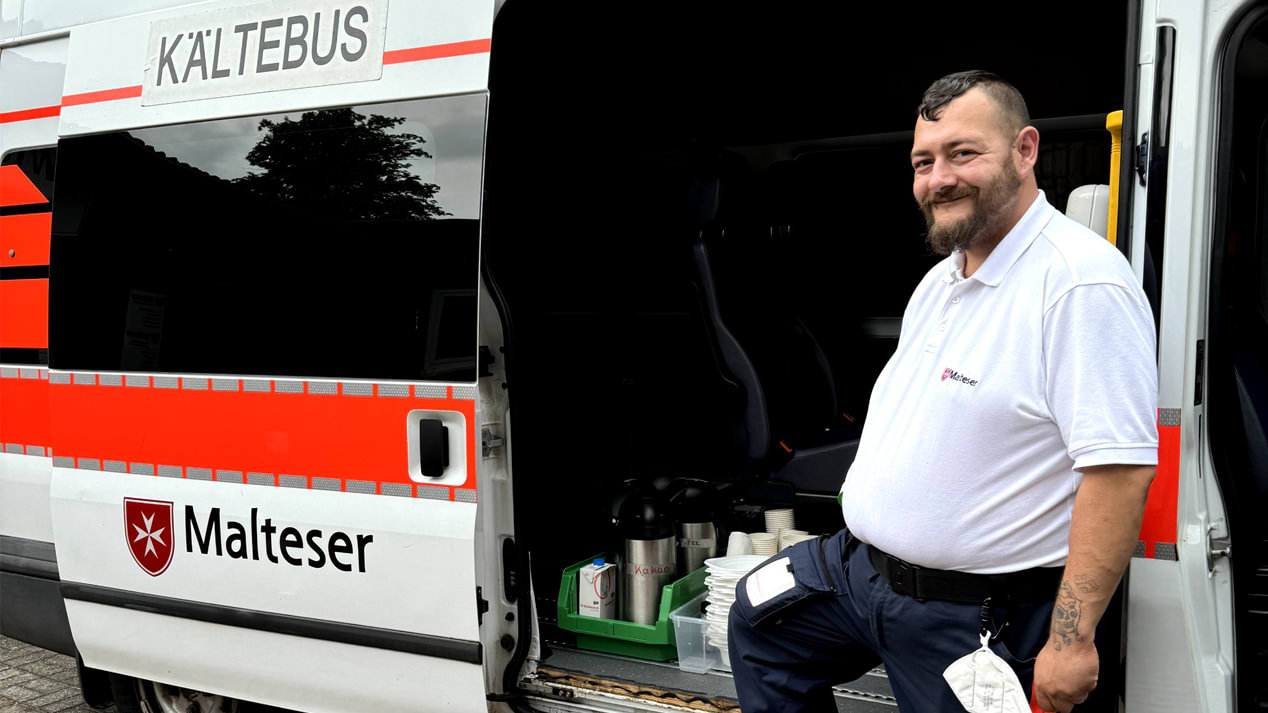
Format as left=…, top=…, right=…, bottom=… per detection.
left=49, top=95, right=484, bottom=381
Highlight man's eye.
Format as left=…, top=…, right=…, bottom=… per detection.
left=954, top=150, right=976, bottom=159
left=913, top=160, right=931, bottom=171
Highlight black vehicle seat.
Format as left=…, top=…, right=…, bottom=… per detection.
left=686, top=156, right=862, bottom=492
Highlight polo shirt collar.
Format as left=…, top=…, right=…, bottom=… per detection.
left=942, top=191, right=1056, bottom=287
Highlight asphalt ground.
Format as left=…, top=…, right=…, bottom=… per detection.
left=0, top=636, right=110, bottom=713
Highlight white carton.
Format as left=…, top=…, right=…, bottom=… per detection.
left=578, top=558, right=618, bottom=619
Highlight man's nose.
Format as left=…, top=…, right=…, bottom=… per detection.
left=928, top=158, right=957, bottom=193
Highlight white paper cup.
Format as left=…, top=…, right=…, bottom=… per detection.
left=726, top=531, right=753, bottom=556
left=749, top=532, right=777, bottom=555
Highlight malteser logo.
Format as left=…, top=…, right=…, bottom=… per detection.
left=124, top=498, right=175, bottom=576
left=941, top=368, right=979, bottom=387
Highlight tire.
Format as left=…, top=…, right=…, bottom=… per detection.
left=107, top=673, right=241, bottom=713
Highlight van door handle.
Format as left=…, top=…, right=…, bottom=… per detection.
left=419, top=419, right=450, bottom=477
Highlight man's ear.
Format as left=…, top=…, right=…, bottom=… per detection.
left=1014, top=126, right=1040, bottom=174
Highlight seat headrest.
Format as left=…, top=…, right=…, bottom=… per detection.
left=1064, top=184, right=1111, bottom=239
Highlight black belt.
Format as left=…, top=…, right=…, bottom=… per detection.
left=867, top=544, right=1062, bottom=604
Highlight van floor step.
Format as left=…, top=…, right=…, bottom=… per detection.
left=527, top=647, right=895, bottom=712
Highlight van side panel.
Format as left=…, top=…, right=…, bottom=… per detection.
left=0, top=37, right=72, bottom=656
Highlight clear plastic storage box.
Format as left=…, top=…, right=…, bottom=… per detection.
left=668, top=592, right=721, bottom=673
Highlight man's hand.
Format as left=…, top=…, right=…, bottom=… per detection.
left=1033, top=636, right=1098, bottom=712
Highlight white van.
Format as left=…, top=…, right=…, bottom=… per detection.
left=0, top=1, right=1261, bottom=712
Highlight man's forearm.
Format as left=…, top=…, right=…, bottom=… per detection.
left=1051, top=464, right=1155, bottom=649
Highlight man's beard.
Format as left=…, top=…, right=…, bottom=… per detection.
left=919, top=161, right=1021, bottom=256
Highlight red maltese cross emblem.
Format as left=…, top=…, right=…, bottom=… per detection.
left=124, top=498, right=174, bottom=576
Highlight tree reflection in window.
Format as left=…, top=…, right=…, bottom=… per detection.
left=233, top=108, right=449, bottom=221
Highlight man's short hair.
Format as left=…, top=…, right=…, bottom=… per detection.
left=917, top=70, right=1030, bottom=138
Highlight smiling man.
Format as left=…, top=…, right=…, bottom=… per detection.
left=728, top=71, right=1158, bottom=713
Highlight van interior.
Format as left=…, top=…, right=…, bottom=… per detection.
left=484, top=2, right=1131, bottom=710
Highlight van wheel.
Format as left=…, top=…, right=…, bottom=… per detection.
left=109, top=673, right=240, bottom=713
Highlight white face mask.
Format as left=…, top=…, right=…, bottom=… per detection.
left=942, top=632, right=1031, bottom=713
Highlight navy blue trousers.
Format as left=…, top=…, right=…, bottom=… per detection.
left=728, top=529, right=1054, bottom=713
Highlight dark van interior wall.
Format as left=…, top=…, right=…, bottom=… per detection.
left=485, top=0, right=1129, bottom=637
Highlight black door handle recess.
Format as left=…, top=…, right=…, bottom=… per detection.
left=419, top=419, right=450, bottom=478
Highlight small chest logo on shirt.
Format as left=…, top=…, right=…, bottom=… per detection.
left=941, top=368, right=979, bottom=387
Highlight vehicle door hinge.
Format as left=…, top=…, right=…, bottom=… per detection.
left=1206, top=526, right=1231, bottom=574
left=482, top=425, right=505, bottom=458
left=1135, top=132, right=1149, bottom=187
left=477, top=586, right=490, bottom=625
left=479, top=345, right=496, bottom=378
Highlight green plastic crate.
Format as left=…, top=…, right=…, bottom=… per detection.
left=556, top=555, right=708, bottom=661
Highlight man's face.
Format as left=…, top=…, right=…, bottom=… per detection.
left=911, top=89, right=1023, bottom=256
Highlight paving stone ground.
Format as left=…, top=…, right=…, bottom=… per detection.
left=0, top=636, right=112, bottom=713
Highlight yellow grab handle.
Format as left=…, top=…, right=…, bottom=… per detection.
left=1106, top=110, right=1123, bottom=246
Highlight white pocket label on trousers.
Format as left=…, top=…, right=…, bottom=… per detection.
left=746, top=556, right=796, bottom=607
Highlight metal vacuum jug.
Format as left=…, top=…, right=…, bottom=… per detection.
left=615, top=484, right=676, bottom=625
left=669, top=478, right=717, bottom=575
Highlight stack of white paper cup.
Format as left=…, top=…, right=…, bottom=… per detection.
left=748, top=532, right=778, bottom=556
left=726, top=531, right=753, bottom=556
left=779, top=529, right=816, bottom=550
left=764, top=508, right=796, bottom=537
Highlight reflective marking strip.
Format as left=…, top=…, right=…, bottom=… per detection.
left=99, top=374, right=123, bottom=386
left=274, top=381, right=304, bottom=394
left=215, top=470, right=243, bottom=483
left=4, top=444, right=22, bottom=454
left=416, top=485, right=449, bottom=500
left=341, top=382, right=373, bottom=396
left=19, top=368, right=39, bottom=380
left=52, top=456, right=74, bottom=468
left=48, top=372, right=70, bottom=384
left=182, top=378, right=209, bottom=390
left=158, top=465, right=183, bottom=478
left=1133, top=541, right=1146, bottom=558
left=61, top=85, right=143, bottom=107
left=312, top=477, right=341, bottom=491
left=39, top=369, right=47, bottom=380
left=77, top=458, right=101, bottom=471
left=25, top=446, right=45, bottom=457
left=126, top=375, right=150, bottom=388
left=153, top=376, right=179, bottom=389
left=72, top=373, right=96, bottom=385
left=378, top=383, right=408, bottom=397
left=279, top=475, right=307, bottom=489
left=186, top=467, right=213, bottom=481
left=381, top=483, right=412, bottom=497
left=382, top=38, right=492, bottom=65
left=415, top=385, right=447, bottom=399
left=452, top=385, right=477, bottom=400
left=307, top=381, right=337, bottom=395
left=1141, top=409, right=1181, bottom=559
left=103, top=460, right=127, bottom=473
left=0, top=368, right=18, bottom=378
left=345, top=480, right=376, bottom=494
left=247, top=472, right=274, bottom=486
left=454, top=489, right=478, bottom=503
left=212, top=378, right=240, bottom=392
left=243, top=379, right=271, bottom=392
left=1154, top=543, right=1178, bottom=561
left=129, top=463, right=155, bottom=475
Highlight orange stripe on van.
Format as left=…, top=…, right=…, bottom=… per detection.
left=0, top=165, right=49, bottom=206
left=0, top=375, right=50, bottom=451
left=48, top=379, right=476, bottom=494
left=0, top=104, right=61, bottom=124
left=61, top=86, right=143, bottom=107
left=382, top=39, right=492, bottom=64
left=1138, top=410, right=1180, bottom=559
left=0, top=279, right=49, bottom=348
left=0, top=213, right=52, bottom=267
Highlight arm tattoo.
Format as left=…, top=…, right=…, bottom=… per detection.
left=1073, top=574, right=1101, bottom=594
left=1051, top=581, right=1084, bottom=651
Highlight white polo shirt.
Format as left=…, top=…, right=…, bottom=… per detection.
left=839, top=192, right=1157, bottom=574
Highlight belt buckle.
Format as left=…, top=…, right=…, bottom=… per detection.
left=890, top=558, right=921, bottom=600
